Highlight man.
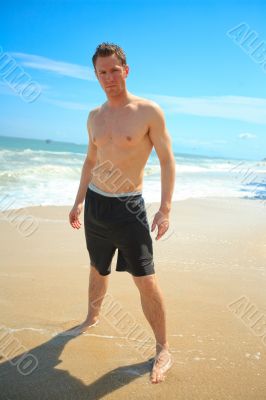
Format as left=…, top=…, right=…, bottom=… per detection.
left=69, top=43, right=176, bottom=384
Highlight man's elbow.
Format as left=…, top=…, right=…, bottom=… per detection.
left=84, top=156, right=97, bottom=169
left=159, top=154, right=176, bottom=167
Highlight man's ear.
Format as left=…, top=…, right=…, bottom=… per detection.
left=124, top=65, right=129, bottom=78
left=94, top=69, right=98, bottom=79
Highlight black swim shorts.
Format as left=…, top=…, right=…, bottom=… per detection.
left=84, top=186, right=155, bottom=276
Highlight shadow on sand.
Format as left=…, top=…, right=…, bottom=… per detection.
left=0, top=323, right=153, bottom=400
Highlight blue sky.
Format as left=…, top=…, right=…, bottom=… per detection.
left=0, top=0, right=266, bottom=160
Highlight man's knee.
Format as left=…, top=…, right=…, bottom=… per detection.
left=90, top=264, right=110, bottom=280
left=133, top=273, right=157, bottom=293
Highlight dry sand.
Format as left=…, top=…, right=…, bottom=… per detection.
left=0, top=197, right=266, bottom=399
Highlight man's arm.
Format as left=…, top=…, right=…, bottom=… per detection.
left=147, top=102, right=176, bottom=239
left=69, top=110, right=97, bottom=229
left=73, top=112, right=97, bottom=206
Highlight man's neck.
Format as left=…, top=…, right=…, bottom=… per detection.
left=106, top=91, right=132, bottom=109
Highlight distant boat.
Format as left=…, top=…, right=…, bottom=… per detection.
left=45, top=139, right=52, bottom=144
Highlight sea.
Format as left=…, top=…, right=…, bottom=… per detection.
left=0, top=135, right=266, bottom=210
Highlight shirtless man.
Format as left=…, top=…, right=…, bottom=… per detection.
left=69, top=43, right=176, bottom=384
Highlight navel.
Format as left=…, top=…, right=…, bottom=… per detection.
left=126, top=136, right=132, bottom=141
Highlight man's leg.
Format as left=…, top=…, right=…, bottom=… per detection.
left=77, top=265, right=109, bottom=333
left=132, top=273, right=173, bottom=383
left=87, top=264, right=109, bottom=322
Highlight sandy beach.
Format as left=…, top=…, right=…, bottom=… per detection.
left=0, top=197, right=266, bottom=399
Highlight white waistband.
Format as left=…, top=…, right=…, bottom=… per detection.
left=88, top=182, right=142, bottom=197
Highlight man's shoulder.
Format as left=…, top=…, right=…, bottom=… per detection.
left=88, top=106, right=101, bottom=119
left=134, top=96, right=163, bottom=115
left=87, top=106, right=104, bottom=127
left=132, top=96, right=158, bottom=108
left=133, top=97, right=164, bottom=124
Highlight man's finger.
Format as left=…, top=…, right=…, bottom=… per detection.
left=71, top=218, right=81, bottom=229
left=156, top=222, right=169, bottom=240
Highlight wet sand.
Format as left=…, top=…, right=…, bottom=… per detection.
left=0, top=197, right=266, bottom=399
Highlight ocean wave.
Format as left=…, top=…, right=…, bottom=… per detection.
left=0, top=165, right=81, bottom=183
left=0, top=139, right=265, bottom=208
left=0, top=148, right=86, bottom=159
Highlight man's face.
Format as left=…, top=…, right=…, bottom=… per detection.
left=94, top=54, right=129, bottom=96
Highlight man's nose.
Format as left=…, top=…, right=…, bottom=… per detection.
left=105, top=72, right=114, bottom=81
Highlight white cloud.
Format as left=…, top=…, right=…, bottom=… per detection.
left=43, top=98, right=88, bottom=110
left=42, top=96, right=98, bottom=111
left=0, top=81, right=96, bottom=111
left=0, top=81, right=48, bottom=96
left=143, top=94, right=266, bottom=124
left=10, top=52, right=96, bottom=81
left=238, top=133, right=257, bottom=140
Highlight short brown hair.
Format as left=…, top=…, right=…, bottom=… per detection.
left=92, top=42, right=127, bottom=69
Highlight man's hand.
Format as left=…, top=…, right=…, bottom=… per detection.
left=151, top=210, right=170, bottom=240
left=69, top=203, right=83, bottom=229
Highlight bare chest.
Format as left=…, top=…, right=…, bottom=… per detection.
left=91, top=108, right=149, bottom=148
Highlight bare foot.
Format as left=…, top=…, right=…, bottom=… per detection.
left=150, top=348, right=173, bottom=384
left=75, top=319, right=100, bottom=334
left=60, top=319, right=100, bottom=336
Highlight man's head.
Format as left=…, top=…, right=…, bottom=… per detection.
left=92, top=42, right=129, bottom=97
left=92, top=42, right=127, bottom=69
